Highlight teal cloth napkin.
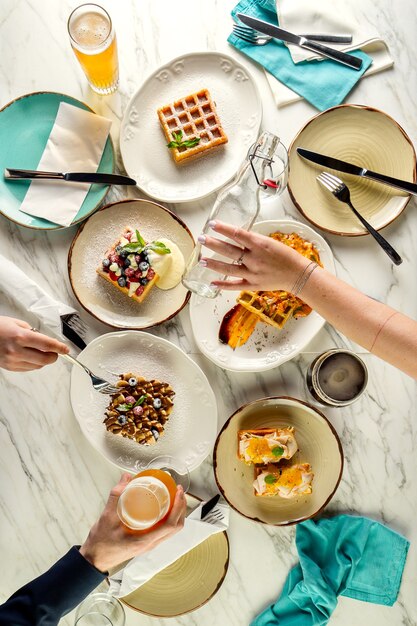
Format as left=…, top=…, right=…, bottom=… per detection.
left=251, top=515, right=409, bottom=626
left=228, top=0, right=373, bottom=111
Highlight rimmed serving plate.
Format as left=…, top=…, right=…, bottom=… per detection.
left=68, top=199, right=194, bottom=329
left=120, top=494, right=229, bottom=617
left=288, top=104, right=416, bottom=236
left=189, top=219, right=334, bottom=372
left=120, top=51, right=262, bottom=203
left=214, top=396, right=343, bottom=526
left=0, top=91, right=114, bottom=230
left=69, top=331, right=217, bottom=472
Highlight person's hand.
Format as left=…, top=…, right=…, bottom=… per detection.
left=79, top=473, right=187, bottom=573
left=0, top=316, right=70, bottom=371
left=199, top=221, right=310, bottom=291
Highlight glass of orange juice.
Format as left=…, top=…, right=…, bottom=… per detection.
left=68, top=3, right=119, bottom=95
left=117, top=456, right=190, bottom=532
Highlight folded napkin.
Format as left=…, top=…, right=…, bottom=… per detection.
left=0, top=253, right=91, bottom=351
left=19, top=102, right=111, bottom=227
left=108, top=502, right=229, bottom=598
left=252, top=515, right=409, bottom=626
left=228, top=0, right=373, bottom=111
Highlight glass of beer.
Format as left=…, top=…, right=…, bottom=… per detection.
left=117, top=456, right=190, bottom=532
left=68, top=4, right=119, bottom=95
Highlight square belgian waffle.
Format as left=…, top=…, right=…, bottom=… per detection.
left=157, top=88, right=228, bottom=164
left=237, top=290, right=302, bottom=329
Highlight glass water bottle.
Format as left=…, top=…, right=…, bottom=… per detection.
left=182, top=131, right=288, bottom=298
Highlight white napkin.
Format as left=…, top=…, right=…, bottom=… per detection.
left=108, top=502, right=229, bottom=598
left=266, top=0, right=394, bottom=107
left=19, top=102, right=111, bottom=227
left=0, top=253, right=91, bottom=350
left=277, top=0, right=389, bottom=64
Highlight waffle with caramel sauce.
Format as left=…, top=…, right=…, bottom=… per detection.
left=219, top=232, right=322, bottom=349
left=157, top=88, right=228, bottom=164
left=104, top=372, right=175, bottom=445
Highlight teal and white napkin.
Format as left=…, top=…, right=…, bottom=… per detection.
left=228, top=0, right=374, bottom=111
left=251, top=515, right=409, bottom=626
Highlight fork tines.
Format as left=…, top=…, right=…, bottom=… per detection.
left=317, top=171, right=344, bottom=191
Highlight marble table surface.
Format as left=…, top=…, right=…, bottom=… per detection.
left=1, top=1, right=417, bottom=625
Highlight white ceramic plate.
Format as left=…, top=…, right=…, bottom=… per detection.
left=120, top=51, right=262, bottom=203
left=69, top=331, right=217, bottom=472
left=68, top=199, right=194, bottom=329
left=189, top=220, right=335, bottom=372
left=288, top=104, right=416, bottom=236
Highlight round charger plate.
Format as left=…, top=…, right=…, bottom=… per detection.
left=69, top=331, right=217, bottom=472
left=288, top=104, right=416, bottom=236
left=0, top=91, right=114, bottom=230
left=189, top=219, right=335, bottom=372
left=68, top=199, right=194, bottom=329
left=214, top=396, right=343, bottom=526
left=120, top=51, right=262, bottom=203
left=120, top=494, right=229, bottom=617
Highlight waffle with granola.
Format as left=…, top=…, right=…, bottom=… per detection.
left=103, top=372, right=175, bottom=445
left=157, top=88, right=228, bottom=164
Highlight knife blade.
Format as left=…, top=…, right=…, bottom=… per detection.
left=297, top=148, right=417, bottom=196
left=4, top=168, right=137, bottom=186
left=200, top=494, right=220, bottom=520
left=236, top=13, right=362, bottom=70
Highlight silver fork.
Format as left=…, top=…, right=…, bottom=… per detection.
left=317, top=172, right=403, bottom=266
left=232, top=24, right=353, bottom=46
left=60, top=352, right=120, bottom=394
left=203, top=508, right=225, bottom=525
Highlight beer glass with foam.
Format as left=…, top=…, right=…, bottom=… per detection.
left=68, top=4, right=119, bottom=94
left=117, top=456, right=190, bottom=532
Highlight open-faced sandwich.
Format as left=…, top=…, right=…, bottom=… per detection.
left=253, top=462, right=314, bottom=498
left=157, top=88, right=228, bottom=165
left=97, top=226, right=185, bottom=302
left=104, top=372, right=175, bottom=445
left=238, top=427, right=298, bottom=465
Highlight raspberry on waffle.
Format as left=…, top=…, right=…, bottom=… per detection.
left=157, top=88, right=228, bottom=164
left=96, top=226, right=159, bottom=304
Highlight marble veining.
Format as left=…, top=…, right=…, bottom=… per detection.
left=0, top=1, right=417, bottom=625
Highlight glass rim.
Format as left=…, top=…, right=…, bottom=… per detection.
left=310, top=348, right=368, bottom=406
left=67, top=3, right=113, bottom=48
left=117, top=481, right=165, bottom=529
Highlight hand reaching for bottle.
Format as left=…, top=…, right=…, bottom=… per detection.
left=199, top=221, right=310, bottom=292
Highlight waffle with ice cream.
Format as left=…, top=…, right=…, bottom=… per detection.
left=157, top=88, right=228, bottom=164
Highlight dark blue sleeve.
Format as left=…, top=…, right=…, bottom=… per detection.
left=0, top=547, right=106, bottom=626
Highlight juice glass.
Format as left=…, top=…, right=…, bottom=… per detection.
left=117, top=456, right=190, bottom=532
left=68, top=4, right=119, bottom=95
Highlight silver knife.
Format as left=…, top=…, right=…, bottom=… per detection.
left=297, top=148, right=417, bottom=196
left=4, top=168, right=136, bottom=186
left=237, top=13, right=362, bottom=70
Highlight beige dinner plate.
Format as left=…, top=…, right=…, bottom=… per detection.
left=288, top=104, right=416, bottom=236
left=214, top=397, right=343, bottom=526
left=68, top=199, right=194, bottom=328
left=120, top=494, right=229, bottom=617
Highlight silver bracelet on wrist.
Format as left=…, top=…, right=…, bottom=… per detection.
left=290, top=261, right=318, bottom=297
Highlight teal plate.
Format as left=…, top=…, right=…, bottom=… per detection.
left=0, top=91, right=114, bottom=230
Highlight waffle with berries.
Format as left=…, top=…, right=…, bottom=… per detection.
left=157, top=88, right=228, bottom=164
left=96, top=227, right=158, bottom=304
left=104, top=372, right=175, bottom=445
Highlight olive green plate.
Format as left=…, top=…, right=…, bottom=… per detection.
left=0, top=91, right=114, bottom=230
left=120, top=494, right=229, bottom=617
